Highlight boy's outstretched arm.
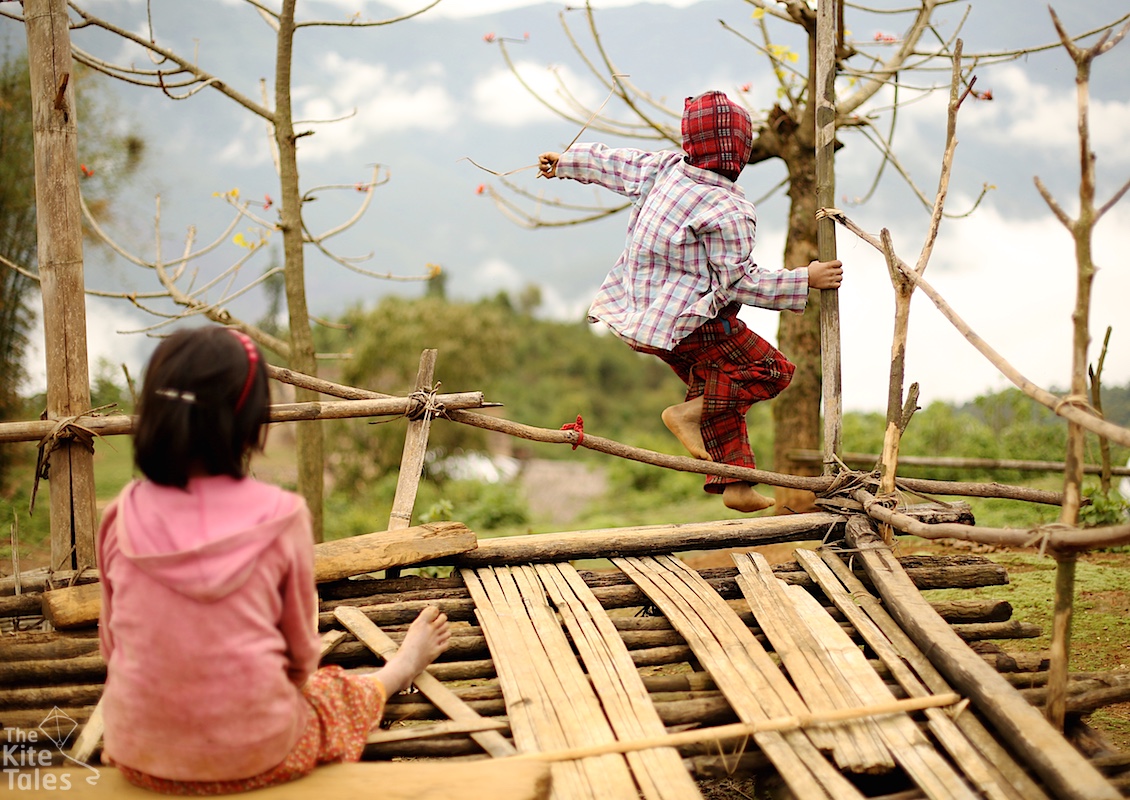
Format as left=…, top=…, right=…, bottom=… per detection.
left=806, top=259, right=844, bottom=290
left=538, top=152, right=560, bottom=179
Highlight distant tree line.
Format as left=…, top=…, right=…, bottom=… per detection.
left=313, top=290, right=1129, bottom=495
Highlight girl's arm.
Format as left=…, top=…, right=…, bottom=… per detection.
left=96, top=500, right=122, bottom=660
left=279, top=501, right=321, bottom=687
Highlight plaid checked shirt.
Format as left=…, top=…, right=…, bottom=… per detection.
left=558, top=143, right=809, bottom=350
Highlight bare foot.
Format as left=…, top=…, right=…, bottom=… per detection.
left=722, top=483, right=775, bottom=513
left=371, top=606, right=451, bottom=696
left=662, top=397, right=712, bottom=460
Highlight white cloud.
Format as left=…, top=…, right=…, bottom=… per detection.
left=468, top=256, right=591, bottom=320
left=291, top=55, right=458, bottom=161
left=22, top=298, right=153, bottom=397
left=470, top=62, right=605, bottom=127
left=215, top=116, right=271, bottom=165
left=476, top=256, right=523, bottom=288
left=825, top=199, right=1130, bottom=412
left=371, top=0, right=702, bottom=19
left=958, top=65, right=1130, bottom=164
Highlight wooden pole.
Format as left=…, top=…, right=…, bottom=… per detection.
left=0, top=391, right=488, bottom=444
left=388, top=350, right=438, bottom=531
left=844, top=516, right=1120, bottom=800
left=24, top=0, right=97, bottom=571
left=507, top=694, right=960, bottom=764
left=1042, top=11, right=1112, bottom=731
left=816, top=0, right=842, bottom=473
left=787, top=449, right=1130, bottom=476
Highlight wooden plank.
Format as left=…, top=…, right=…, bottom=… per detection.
left=40, top=583, right=101, bottom=632
left=506, top=567, right=639, bottom=800
left=843, top=517, right=1120, bottom=800
left=40, top=582, right=100, bottom=630
left=387, top=349, right=438, bottom=532
left=614, top=555, right=864, bottom=800
left=333, top=605, right=514, bottom=758
left=800, top=547, right=1042, bottom=800
left=534, top=562, right=702, bottom=800
left=20, top=761, right=551, bottom=800
left=42, top=523, right=479, bottom=628
left=462, top=567, right=595, bottom=800
left=733, top=553, right=890, bottom=772
left=314, top=521, right=477, bottom=582
left=457, top=514, right=847, bottom=566
left=319, top=629, right=348, bottom=658
left=787, top=580, right=979, bottom=800
left=366, top=717, right=508, bottom=745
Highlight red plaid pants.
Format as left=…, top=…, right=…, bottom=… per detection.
left=635, top=304, right=794, bottom=492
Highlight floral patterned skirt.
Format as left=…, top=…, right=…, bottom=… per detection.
left=116, top=666, right=386, bottom=796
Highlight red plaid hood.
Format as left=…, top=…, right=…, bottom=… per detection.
left=681, top=91, right=753, bottom=181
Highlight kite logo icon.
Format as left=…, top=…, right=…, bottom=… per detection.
left=3, top=707, right=100, bottom=791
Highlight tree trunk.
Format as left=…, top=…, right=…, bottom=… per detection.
left=275, top=1, right=324, bottom=540
left=772, top=133, right=822, bottom=514
left=24, top=0, right=98, bottom=569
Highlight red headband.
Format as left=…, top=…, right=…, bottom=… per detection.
left=228, top=330, right=260, bottom=412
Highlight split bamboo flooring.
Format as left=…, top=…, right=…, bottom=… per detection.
left=4, top=546, right=1128, bottom=799
left=444, top=551, right=1095, bottom=800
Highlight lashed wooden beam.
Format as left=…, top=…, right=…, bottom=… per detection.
left=842, top=515, right=1120, bottom=800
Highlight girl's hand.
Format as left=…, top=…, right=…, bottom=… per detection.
left=538, top=152, right=560, bottom=179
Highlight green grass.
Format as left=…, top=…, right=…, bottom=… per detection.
left=922, top=549, right=1130, bottom=672
left=2, top=437, right=136, bottom=568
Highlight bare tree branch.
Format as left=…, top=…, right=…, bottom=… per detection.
left=826, top=208, right=1130, bottom=449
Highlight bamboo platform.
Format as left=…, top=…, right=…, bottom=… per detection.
left=3, top=517, right=1130, bottom=798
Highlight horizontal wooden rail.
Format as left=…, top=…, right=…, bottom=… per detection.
left=790, top=449, right=1130, bottom=476
left=0, top=392, right=488, bottom=444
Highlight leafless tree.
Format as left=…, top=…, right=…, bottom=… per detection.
left=0, top=0, right=447, bottom=540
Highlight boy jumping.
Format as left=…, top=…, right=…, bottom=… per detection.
left=539, top=90, right=843, bottom=512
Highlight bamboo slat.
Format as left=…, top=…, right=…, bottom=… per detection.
left=533, top=562, right=702, bottom=800
left=740, top=545, right=1019, bottom=800
left=508, top=567, right=641, bottom=800
left=733, top=553, right=891, bottom=771
left=332, top=606, right=514, bottom=758
left=801, top=548, right=1046, bottom=800
left=462, top=567, right=632, bottom=800
left=614, top=554, right=864, bottom=800
left=842, top=517, right=1121, bottom=800
left=788, top=580, right=978, bottom=800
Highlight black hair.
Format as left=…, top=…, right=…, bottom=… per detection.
left=133, top=326, right=270, bottom=487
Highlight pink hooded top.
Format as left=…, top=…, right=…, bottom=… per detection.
left=97, top=475, right=321, bottom=781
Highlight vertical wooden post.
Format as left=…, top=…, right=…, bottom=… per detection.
left=816, top=0, right=842, bottom=473
left=387, top=349, right=438, bottom=534
left=1044, top=14, right=1104, bottom=731
left=1045, top=552, right=1076, bottom=730
left=24, top=0, right=97, bottom=571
